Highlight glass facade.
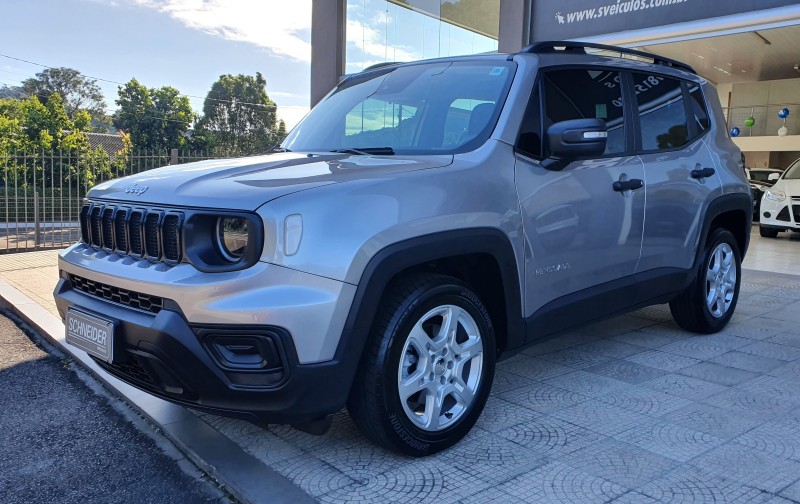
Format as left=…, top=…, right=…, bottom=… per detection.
left=345, top=0, right=499, bottom=74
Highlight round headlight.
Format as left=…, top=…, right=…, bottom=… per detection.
left=217, top=217, right=249, bottom=261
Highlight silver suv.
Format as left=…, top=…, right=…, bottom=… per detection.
left=55, top=42, right=751, bottom=455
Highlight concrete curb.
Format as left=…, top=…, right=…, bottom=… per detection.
left=0, top=277, right=315, bottom=504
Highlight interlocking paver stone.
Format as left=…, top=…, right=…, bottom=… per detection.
left=498, top=355, right=574, bottom=381
left=677, top=362, right=761, bottom=386
left=498, top=381, right=589, bottom=414
left=551, top=401, right=650, bottom=436
left=543, top=370, right=627, bottom=397
left=497, top=415, right=605, bottom=456
left=624, top=350, right=702, bottom=372
left=584, top=360, right=666, bottom=384
left=710, top=350, right=787, bottom=373
left=613, top=419, right=726, bottom=462
left=737, top=341, right=800, bottom=361
left=558, top=439, right=677, bottom=488
left=497, top=461, right=629, bottom=504
left=638, top=466, right=771, bottom=503
left=595, top=386, right=693, bottom=417
left=661, top=403, right=762, bottom=439
left=690, top=443, right=800, bottom=493
left=642, top=373, right=729, bottom=401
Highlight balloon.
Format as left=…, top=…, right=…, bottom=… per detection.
left=730, top=127, right=740, bottom=137
left=744, top=117, right=755, bottom=128
left=778, top=107, right=790, bottom=119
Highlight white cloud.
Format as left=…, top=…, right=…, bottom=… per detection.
left=129, top=0, right=312, bottom=62
left=277, top=104, right=309, bottom=130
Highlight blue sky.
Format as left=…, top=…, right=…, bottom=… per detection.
left=0, top=0, right=313, bottom=128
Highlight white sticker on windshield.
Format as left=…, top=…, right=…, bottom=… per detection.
left=489, top=67, right=505, bottom=76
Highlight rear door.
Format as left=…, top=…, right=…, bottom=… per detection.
left=632, top=73, right=722, bottom=277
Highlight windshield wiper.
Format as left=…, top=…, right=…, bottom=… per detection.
left=269, top=146, right=292, bottom=153
left=330, top=147, right=395, bottom=156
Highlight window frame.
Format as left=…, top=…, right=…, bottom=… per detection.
left=628, top=71, right=711, bottom=155
left=514, top=64, right=638, bottom=162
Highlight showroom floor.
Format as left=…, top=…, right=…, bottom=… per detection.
left=3, top=225, right=800, bottom=503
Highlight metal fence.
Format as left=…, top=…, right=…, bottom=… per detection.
left=0, top=149, right=217, bottom=254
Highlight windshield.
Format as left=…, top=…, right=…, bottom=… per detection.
left=785, top=159, right=800, bottom=179
left=282, top=60, right=516, bottom=155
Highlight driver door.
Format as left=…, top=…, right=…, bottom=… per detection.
left=514, top=68, right=645, bottom=339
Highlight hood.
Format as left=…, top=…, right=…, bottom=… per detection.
left=776, top=178, right=800, bottom=195
left=88, top=152, right=453, bottom=210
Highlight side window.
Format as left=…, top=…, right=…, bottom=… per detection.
left=542, top=69, right=626, bottom=156
left=633, top=73, right=690, bottom=151
left=687, top=84, right=710, bottom=135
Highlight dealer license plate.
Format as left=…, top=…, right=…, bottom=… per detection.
left=65, top=308, right=115, bottom=364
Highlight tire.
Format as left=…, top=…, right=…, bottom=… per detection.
left=759, top=226, right=780, bottom=238
left=348, top=274, right=496, bottom=456
left=670, top=228, right=741, bottom=334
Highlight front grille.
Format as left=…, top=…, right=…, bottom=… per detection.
left=70, top=274, right=164, bottom=313
left=794, top=205, right=800, bottom=223
left=80, top=202, right=182, bottom=264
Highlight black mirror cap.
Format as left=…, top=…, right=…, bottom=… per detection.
left=546, top=118, right=608, bottom=161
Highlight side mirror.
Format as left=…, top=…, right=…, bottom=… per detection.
left=543, top=118, right=608, bottom=170
left=768, top=172, right=780, bottom=181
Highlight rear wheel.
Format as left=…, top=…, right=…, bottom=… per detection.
left=670, top=228, right=741, bottom=333
left=759, top=225, right=780, bottom=238
left=348, top=274, right=495, bottom=456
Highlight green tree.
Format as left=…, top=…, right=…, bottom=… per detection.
left=21, top=67, right=106, bottom=123
left=196, top=72, right=280, bottom=156
left=114, top=79, right=194, bottom=152
left=0, top=85, right=25, bottom=100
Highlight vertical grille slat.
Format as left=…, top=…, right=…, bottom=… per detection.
left=162, top=214, right=182, bottom=263
left=129, top=210, right=144, bottom=256
left=114, top=209, right=128, bottom=253
left=101, top=207, right=115, bottom=250
left=144, top=212, right=162, bottom=259
left=90, top=205, right=104, bottom=248
left=79, top=204, right=91, bottom=244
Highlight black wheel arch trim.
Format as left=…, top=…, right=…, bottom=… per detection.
left=694, top=192, right=752, bottom=270
left=335, top=228, right=525, bottom=394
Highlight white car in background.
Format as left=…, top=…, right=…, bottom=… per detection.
left=759, top=158, right=800, bottom=237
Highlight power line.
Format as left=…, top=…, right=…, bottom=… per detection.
left=0, top=52, right=279, bottom=110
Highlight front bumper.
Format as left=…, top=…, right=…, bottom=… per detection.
left=54, top=244, right=359, bottom=424
left=759, top=197, right=800, bottom=230
left=54, top=276, right=356, bottom=424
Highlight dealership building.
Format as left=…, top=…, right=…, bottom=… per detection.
left=311, top=0, right=800, bottom=170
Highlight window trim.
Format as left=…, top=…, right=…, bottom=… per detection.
left=513, top=64, right=636, bottom=161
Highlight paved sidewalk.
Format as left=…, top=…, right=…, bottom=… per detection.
left=4, top=235, right=800, bottom=503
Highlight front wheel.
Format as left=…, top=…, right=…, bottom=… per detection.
left=670, top=228, right=741, bottom=333
left=348, top=274, right=495, bottom=456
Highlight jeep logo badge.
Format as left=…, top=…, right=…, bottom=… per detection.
left=124, top=184, right=149, bottom=196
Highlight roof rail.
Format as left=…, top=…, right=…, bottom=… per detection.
left=520, top=41, right=696, bottom=74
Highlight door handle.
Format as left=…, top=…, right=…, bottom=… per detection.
left=612, top=179, right=644, bottom=192
left=691, top=167, right=715, bottom=179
